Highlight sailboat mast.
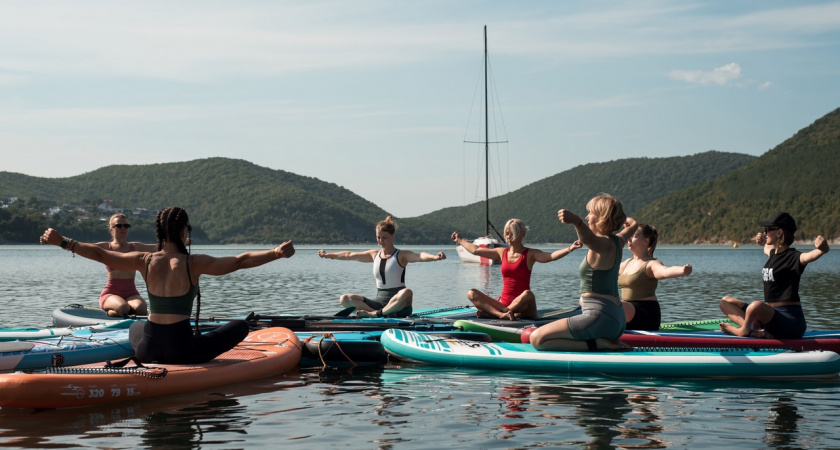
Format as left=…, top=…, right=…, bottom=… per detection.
left=484, top=25, right=490, bottom=237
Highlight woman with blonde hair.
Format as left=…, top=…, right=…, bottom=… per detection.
left=95, top=213, right=157, bottom=316
left=319, top=216, right=446, bottom=318
left=452, top=218, right=581, bottom=320
left=530, top=193, right=637, bottom=351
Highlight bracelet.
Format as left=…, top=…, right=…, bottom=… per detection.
left=375, top=309, right=384, bottom=318
left=60, top=238, right=70, bottom=249
left=330, top=253, right=334, bottom=260
left=273, top=246, right=282, bottom=259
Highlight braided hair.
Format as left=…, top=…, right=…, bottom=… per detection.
left=155, top=207, right=190, bottom=254
left=155, top=207, right=201, bottom=334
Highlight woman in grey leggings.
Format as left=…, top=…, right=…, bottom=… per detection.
left=529, top=193, right=637, bottom=352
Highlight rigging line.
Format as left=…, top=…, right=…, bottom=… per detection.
left=488, top=56, right=510, bottom=196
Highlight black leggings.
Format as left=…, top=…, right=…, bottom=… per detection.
left=134, top=319, right=249, bottom=364
left=625, top=300, right=661, bottom=331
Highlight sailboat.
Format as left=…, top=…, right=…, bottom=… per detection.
left=456, top=25, right=507, bottom=266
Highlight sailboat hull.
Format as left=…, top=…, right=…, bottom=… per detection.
left=457, top=237, right=504, bottom=266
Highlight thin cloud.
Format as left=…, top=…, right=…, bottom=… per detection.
left=668, top=62, right=742, bottom=86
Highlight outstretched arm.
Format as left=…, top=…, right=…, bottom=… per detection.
left=648, top=260, right=692, bottom=279
left=40, top=228, right=147, bottom=272
left=531, top=240, right=582, bottom=264
left=318, top=248, right=378, bottom=263
left=801, top=235, right=830, bottom=265
left=451, top=231, right=502, bottom=260
left=194, top=241, right=295, bottom=276
left=401, top=250, right=446, bottom=264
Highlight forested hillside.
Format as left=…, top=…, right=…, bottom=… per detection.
left=636, top=108, right=840, bottom=244
left=420, top=151, right=756, bottom=243
left=3, top=106, right=838, bottom=245
left=0, top=158, right=450, bottom=244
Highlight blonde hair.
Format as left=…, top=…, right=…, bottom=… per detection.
left=109, top=213, right=128, bottom=228
left=586, top=193, right=626, bottom=235
left=504, top=218, right=527, bottom=242
left=377, top=216, right=397, bottom=235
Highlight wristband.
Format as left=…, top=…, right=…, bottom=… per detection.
left=330, top=253, right=334, bottom=260
left=375, top=309, right=384, bottom=318
left=60, top=238, right=69, bottom=249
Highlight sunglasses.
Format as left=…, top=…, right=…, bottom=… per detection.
left=764, top=226, right=780, bottom=233
left=112, top=224, right=131, bottom=229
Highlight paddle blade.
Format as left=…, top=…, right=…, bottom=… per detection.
left=334, top=306, right=356, bottom=317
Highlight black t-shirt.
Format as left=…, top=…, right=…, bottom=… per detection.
left=763, top=248, right=804, bottom=302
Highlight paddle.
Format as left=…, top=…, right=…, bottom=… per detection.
left=334, top=306, right=356, bottom=317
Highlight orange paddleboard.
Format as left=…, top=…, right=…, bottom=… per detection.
left=0, top=327, right=300, bottom=409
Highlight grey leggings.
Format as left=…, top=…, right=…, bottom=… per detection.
left=567, top=296, right=626, bottom=341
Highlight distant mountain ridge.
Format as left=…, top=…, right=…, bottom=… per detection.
left=2, top=107, right=838, bottom=245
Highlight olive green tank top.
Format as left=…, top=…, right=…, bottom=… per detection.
left=618, top=261, right=659, bottom=300
left=578, top=235, right=621, bottom=297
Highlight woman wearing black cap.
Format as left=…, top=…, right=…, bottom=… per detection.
left=719, top=211, right=830, bottom=338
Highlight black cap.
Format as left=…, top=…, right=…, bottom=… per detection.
left=758, top=212, right=797, bottom=233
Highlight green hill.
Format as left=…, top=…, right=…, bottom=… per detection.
left=419, top=151, right=756, bottom=243
left=635, top=107, right=840, bottom=244
left=0, top=158, right=449, bottom=244
left=3, top=106, right=839, bottom=245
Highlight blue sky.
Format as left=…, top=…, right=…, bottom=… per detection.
left=3, top=1, right=839, bottom=217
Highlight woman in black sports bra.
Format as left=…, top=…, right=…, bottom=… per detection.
left=40, top=206, right=295, bottom=364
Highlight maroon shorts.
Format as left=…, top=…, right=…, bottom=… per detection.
left=99, top=278, right=141, bottom=308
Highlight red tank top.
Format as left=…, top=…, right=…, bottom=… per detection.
left=499, top=247, right=531, bottom=306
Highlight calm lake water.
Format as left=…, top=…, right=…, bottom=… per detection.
left=1, top=244, right=840, bottom=449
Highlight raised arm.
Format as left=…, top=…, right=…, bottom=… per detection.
left=193, top=241, right=295, bottom=276
left=616, top=217, right=638, bottom=245
left=318, top=248, right=378, bottom=263
left=40, top=228, right=148, bottom=272
left=755, top=232, right=774, bottom=256
left=451, top=231, right=503, bottom=260
left=531, top=240, right=582, bottom=264
left=647, top=259, right=693, bottom=280
left=801, top=235, right=830, bottom=265
left=558, top=209, right=597, bottom=246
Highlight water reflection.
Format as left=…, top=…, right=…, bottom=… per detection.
left=0, top=374, right=300, bottom=448
left=763, top=396, right=801, bottom=449
left=496, top=382, right=667, bottom=448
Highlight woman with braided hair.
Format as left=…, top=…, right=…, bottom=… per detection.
left=40, top=206, right=295, bottom=364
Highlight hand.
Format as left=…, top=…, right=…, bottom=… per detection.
left=39, top=228, right=63, bottom=246
left=276, top=241, right=295, bottom=258
left=569, top=240, right=582, bottom=251
left=436, top=252, right=446, bottom=260
left=451, top=231, right=461, bottom=243
left=318, top=249, right=327, bottom=258
left=815, top=235, right=830, bottom=253
left=558, top=209, right=580, bottom=226
left=682, top=264, right=693, bottom=276
left=755, top=233, right=766, bottom=245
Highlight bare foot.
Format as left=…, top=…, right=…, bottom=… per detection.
left=355, top=310, right=377, bottom=318
left=720, top=322, right=748, bottom=337
left=106, top=310, right=122, bottom=317
left=501, top=310, right=516, bottom=321
left=476, top=310, right=495, bottom=319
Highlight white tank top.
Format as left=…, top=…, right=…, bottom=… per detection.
left=373, top=249, right=406, bottom=289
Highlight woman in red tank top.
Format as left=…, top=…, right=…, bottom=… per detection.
left=452, top=218, right=581, bottom=320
